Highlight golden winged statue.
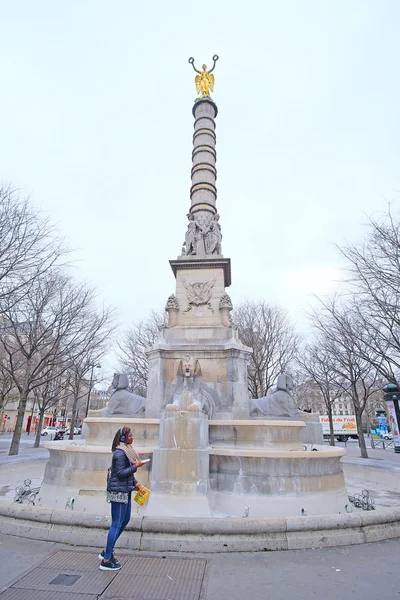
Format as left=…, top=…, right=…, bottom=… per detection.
left=188, top=55, right=219, bottom=96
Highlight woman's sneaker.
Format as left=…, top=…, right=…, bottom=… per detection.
left=99, top=559, right=121, bottom=571
left=98, top=550, right=120, bottom=566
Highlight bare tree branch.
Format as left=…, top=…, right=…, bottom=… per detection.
left=0, top=270, right=115, bottom=455
left=118, top=310, right=166, bottom=397
left=307, top=295, right=383, bottom=458
left=0, top=185, right=67, bottom=308
left=233, top=300, right=300, bottom=398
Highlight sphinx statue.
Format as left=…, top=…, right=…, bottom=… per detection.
left=96, top=373, right=145, bottom=417
left=166, top=358, right=204, bottom=412
left=250, top=373, right=301, bottom=418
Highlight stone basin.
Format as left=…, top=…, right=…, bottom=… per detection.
left=209, top=419, right=305, bottom=450
left=38, top=416, right=348, bottom=518
left=208, top=446, right=347, bottom=517
left=84, top=417, right=159, bottom=447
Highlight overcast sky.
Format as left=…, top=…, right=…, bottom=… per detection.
left=1, top=1, right=399, bottom=382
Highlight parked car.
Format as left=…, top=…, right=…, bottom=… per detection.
left=65, top=427, right=81, bottom=435
left=41, top=426, right=59, bottom=436
left=382, top=431, right=393, bottom=440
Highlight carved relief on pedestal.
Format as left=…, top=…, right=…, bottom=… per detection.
left=182, top=277, right=216, bottom=313
left=219, top=292, right=233, bottom=327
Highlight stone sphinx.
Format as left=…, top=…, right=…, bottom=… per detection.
left=166, top=358, right=205, bottom=412
left=96, top=373, right=145, bottom=417
left=250, top=373, right=301, bottom=418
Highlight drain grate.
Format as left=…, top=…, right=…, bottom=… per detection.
left=11, top=567, right=116, bottom=595
left=0, top=591, right=95, bottom=600
left=122, top=556, right=206, bottom=579
left=102, top=557, right=207, bottom=600
left=102, top=572, right=204, bottom=599
left=0, top=551, right=207, bottom=600
left=40, top=551, right=108, bottom=571
left=49, top=574, right=81, bottom=586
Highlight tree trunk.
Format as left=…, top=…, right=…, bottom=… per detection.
left=327, top=404, right=335, bottom=446
left=27, top=399, right=36, bottom=436
left=34, top=409, right=45, bottom=448
left=355, top=409, right=368, bottom=458
left=9, top=390, right=29, bottom=456
left=69, top=394, right=78, bottom=440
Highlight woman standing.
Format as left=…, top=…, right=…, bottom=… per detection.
left=99, top=426, right=145, bottom=570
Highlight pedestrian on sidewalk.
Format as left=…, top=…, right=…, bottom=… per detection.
left=99, top=426, right=145, bottom=571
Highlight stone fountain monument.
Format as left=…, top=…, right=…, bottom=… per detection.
left=38, top=55, right=348, bottom=519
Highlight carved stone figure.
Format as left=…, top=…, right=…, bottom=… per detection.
left=182, top=277, right=216, bottom=312
left=98, top=373, right=144, bottom=417
left=184, top=213, right=206, bottom=255
left=204, top=214, right=222, bottom=255
left=250, top=373, right=300, bottom=418
left=188, top=55, right=219, bottom=97
left=166, top=359, right=205, bottom=411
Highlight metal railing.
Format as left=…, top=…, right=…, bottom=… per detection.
left=370, top=438, right=394, bottom=449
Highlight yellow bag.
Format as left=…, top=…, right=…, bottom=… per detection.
left=133, top=486, right=151, bottom=506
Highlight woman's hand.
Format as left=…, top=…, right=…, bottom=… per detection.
left=134, top=483, right=142, bottom=490
left=135, top=460, right=145, bottom=468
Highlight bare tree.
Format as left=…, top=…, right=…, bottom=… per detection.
left=233, top=300, right=299, bottom=398
left=66, top=334, right=112, bottom=441
left=0, top=185, right=66, bottom=308
left=32, top=372, right=64, bottom=447
left=296, top=342, right=347, bottom=445
left=118, top=310, right=166, bottom=397
left=0, top=270, right=115, bottom=455
left=338, top=206, right=400, bottom=383
left=0, top=346, right=14, bottom=416
left=307, top=296, right=383, bottom=458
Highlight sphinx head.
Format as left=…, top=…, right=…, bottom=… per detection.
left=276, top=373, right=293, bottom=392
left=112, top=373, right=129, bottom=390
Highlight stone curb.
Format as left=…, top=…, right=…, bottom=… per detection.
left=1, top=502, right=400, bottom=552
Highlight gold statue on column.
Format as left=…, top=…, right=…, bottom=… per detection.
left=188, top=55, right=219, bottom=96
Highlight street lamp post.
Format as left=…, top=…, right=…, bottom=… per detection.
left=84, top=363, right=101, bottom=419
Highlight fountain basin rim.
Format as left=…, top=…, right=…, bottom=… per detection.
left=2, top=501, right=399, bottom=530
left=209, top=419, right=306, bottom=427
left=84, top=417, right=307, bottom=428
left=85, top=417, right=160, bottom=424
left=210, top=446, right=346, bottom=458
left=1, top=501, right=400, bottom=535
left=43, top=443, right=156, bottom=453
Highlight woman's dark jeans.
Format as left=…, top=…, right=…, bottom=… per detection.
left=104, top=498, right=132, bottom=560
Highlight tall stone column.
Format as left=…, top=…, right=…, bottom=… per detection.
left=145, top=72, right=253, bottom=420
left=190, top=97, right=219, bottom=245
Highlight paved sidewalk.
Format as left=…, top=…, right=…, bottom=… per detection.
left=0, top=533, right=399, bottom=600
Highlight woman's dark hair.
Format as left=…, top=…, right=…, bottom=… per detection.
left=111, top=426, right=131, bottom=452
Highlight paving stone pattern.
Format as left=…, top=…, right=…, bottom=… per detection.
left=0, top=551, right=208, bottom=600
